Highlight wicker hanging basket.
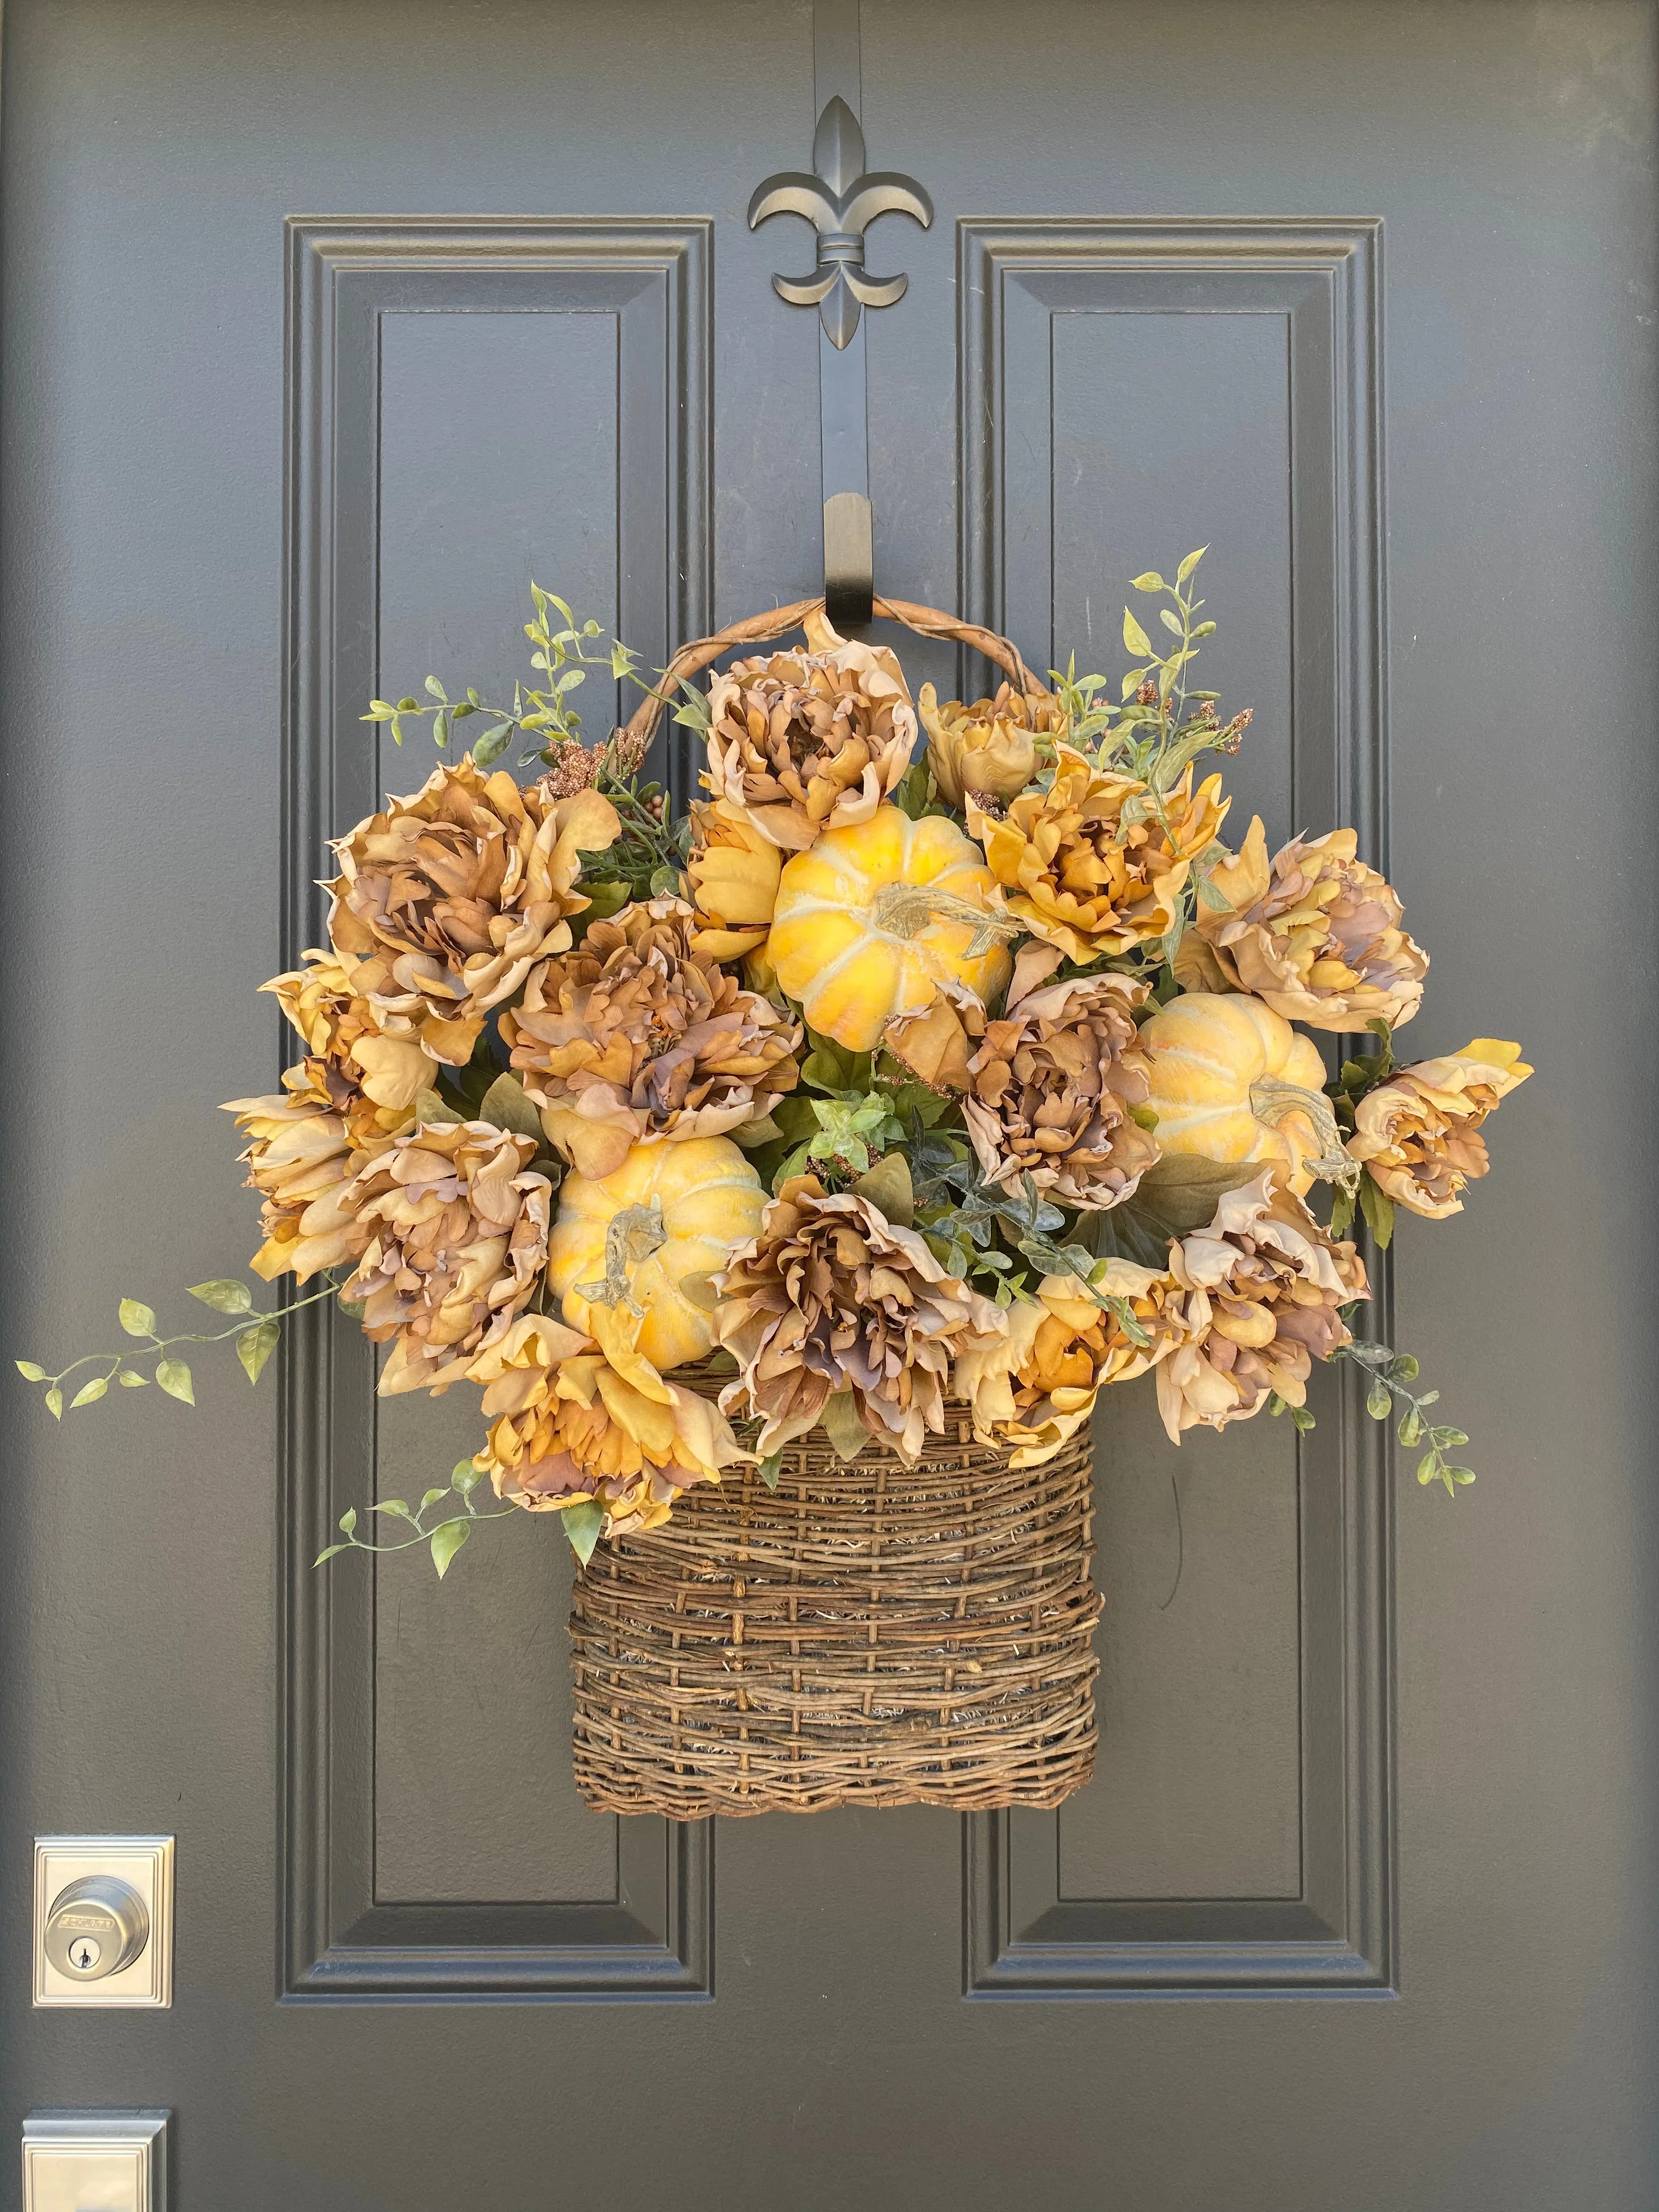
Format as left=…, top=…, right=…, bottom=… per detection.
left=571, top=597, right=1103, bottom=1819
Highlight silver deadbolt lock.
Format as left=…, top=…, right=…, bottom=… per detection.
left=42, top=1876, right=150, bottom=1983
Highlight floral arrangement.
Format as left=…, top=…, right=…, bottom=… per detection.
left=21, top=556, right=1531, bottom=1578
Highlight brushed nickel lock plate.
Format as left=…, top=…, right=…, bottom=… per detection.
left=22, top=2111, right=170, bottom=2212
left=33, top=1838, right=173, bottom=2008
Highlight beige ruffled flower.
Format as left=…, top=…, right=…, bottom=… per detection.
left=704, top=614, right=917, bottom=851
left=682, top=798, right=783, bottom=961
left=326, top=755, right=619, bottom=1072
left=969, top=747, right=1227, bottom=963
left=261, top=949, right=427, bottom=1132
left=500, top=897, right=801, bottom=1180
left=340, top=1121, right=552, bottom=1396
left=918, top=681, right=1062, bottom=809
left=221, top=1092, right=373, bottom=1284
left=467, top=1306, right=747, bottom=1540
left=1347, top=1040, right=1531, bottom=1218
left=955, top=1265, right=1185, bottom=1468
left=714, top=1173, right=1007, bottom=1462
left=1156, top=1170, right=1367, bottom=1441
left=1194, top=819, right=1427, bottom=1032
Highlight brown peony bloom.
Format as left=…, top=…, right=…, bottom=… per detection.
left=714, top=1174, right=1007, bottom=1462
left=1156, top=1169, right=1367, bottom=1440
left=1194, top=818, right=1427, bottom=1032
left=1347, top=1039, right=1531, bottom=1218
left=704, top=614, right=918, bottom=851
left=221, top=1091, right=373, bottom=1284
left=467, top=1306, right=747, bottom=1540
left=682, top=798, right=783, bottom=961
left=262, top=949, right=427, bottom=1132
left=326, top=755, right=619, bottom=1073
left=340, top=1120, right=553, bottom=1396
left=969, top=747, right=1228, bottom=963
left=500, top=896, right=801, bottom=1180
left=917, top=681, right=1062, bottom=809
left=955, top=1264, right=1186, bottom=1467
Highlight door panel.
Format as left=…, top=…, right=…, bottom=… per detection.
left=3, top=1, right=1655, bottom=2205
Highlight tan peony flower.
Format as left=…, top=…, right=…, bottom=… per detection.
left=500, top=896, right=800, bottom=1180
left=1347, top=1039, right=1531, bottom=1218
left=221, top=1092, right=373, bottom=1284
left=714, top=1173, right=1007, bottom=1462
left=1156, top=1169, right=1367, bottom=1441
left=917, top=681, right=1063, bottom=809
left=467, top=1305, right=747, bottom=1540
left=704, top=614, right=918, bottom=852
left=340, top=1120, right=553, bottom=1396
left=262, top=949, right=428, bottom=1131
left=969, top=747, right=1228, bottom=963
left=1194, top=818, right=1427, bottom=1032
left=326, top=754, right=620, bottom=1072
left=681, top=798, right=783, bottom=960
left=955, top=1264, right=1186, bottom=1468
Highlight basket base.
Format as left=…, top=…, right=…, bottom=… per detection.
left=570, top=1419, right=1101, bottom=1819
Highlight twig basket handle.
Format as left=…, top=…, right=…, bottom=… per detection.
left=616, top=595, right=1046, bottom=770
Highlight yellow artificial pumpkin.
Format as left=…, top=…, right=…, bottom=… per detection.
left=1138, top=991, right=1335, bottom=1198
left=764, top=803, right=1013, bottom=1052
left=545, top=1135, right=765, bottom=1372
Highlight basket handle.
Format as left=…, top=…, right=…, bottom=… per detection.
left=613, top=595, right=1048, bottom=773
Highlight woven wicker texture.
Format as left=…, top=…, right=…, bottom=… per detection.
left=570, top=1408, right=1101, bottom=1818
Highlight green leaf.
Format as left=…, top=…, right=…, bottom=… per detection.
left=45, top=1386, right=63, bottom=1420
left=477, top=1072, right=544, bottom=1142
left=371, top=1498, right=413, bottom=1520
left=1366, top=1379, right=1391, bottom=1421
left=155, top=1357, right=194, bottom=1405
left=563, top=1497, right=605, bottom=1565
left=339, top=1506, right=358, bottom=1536
left=15, top=1359, right=45, bottom=1381
left=452, top=700, right=476, bottom=720
left=430, top=1519, right=471, bottom=1579
left=851, top=1153, right=915, bottom=1227
left=758, top=1449, right=783, bottom=1492
left=236, top=1317, right=280, bottom=1384
left=473, top=721, right=515, bottom=767
left=1159, top=608, right=1184, bottom=637
left=313, top=1544, right=350, bottom=1566
left=1387, top=1355, right=1419, bottom=1384
left=70, top=1376, right=108, bottom=1408
left=396, top=696, right=419, bottom=713
left=1189, top=620, right=1217, bottom=640
left=1416, top=1452, right=1441, bottom=1487
left=424, top=675, right=447, bottom=700
left=432, top=708, right=450, bottom=748
left=1356, top=1172, right=1395, bottom=1250
left=1130, top=571, right=1166, bottom=592
left=189, top=1277, right=252, bottom=1314
left=1122, top=607, right=1154, bottom=658
left=452, top=1459, right=482, bottom=1500
left=1133, top=1155, right=1258, bottom=1232
left=649, top=864, right=679, bottom=897
left=1176, top=545, right=1209, bottom=584
left=419, top=1487, right=449, bottom=1513
left=1289, top=1403, right=1316, bottom=1434
left=119, top=1299, right=157, bottom=1338
left=1328, top=1184, right=1357, bottom=1240
left=411, top=1087, right=467, bottom=1128
left=1444, top=1466, right=1476, bottom=1487
left=117, top=1369, right=148, bottom=1387
left=821, top=1389, right=868, bottom=1462
left=1397, top=1406, right=1423, bottom=1447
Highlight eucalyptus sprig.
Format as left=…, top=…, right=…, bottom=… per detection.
left=1334, top=1333, right=1474, bottom=1494
left=315, top=1458, right=525, bottom=1581
left=16, top=1273, right=346, bottom=1418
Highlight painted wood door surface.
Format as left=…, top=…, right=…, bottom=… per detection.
left=2, top=2, right=1654, bottom=2204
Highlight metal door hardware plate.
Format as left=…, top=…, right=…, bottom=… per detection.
left=33, top=1838, right=173, bottom=2008
left=22, top=2111, right=169, bottom=2212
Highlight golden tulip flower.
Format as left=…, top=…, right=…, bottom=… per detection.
left=917, top=681, right=1060, bottom=809
left=969, top=746, right=1228, bottom=963
left=467, top=1305, right=748, bottom=1541
left=1347, top=1040, right=1531, bottom=1218
left=1194, top=818, right=1428, bottom=1032
left=1156, top=1170, right=1367, bottom=1441
left=682, top=798, right=784, bottom=960
left=955, top=1265, right=1185, bottom=1468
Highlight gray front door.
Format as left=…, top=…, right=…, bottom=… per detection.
left=3, top=3, right=1653, bottom=2204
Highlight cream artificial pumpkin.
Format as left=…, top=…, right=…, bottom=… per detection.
left=1138, top=991, right=1342, bottom=1199
left=764, top=803, right=1013, bottom=1052
left=545, top=1135, right=765, bottom=1372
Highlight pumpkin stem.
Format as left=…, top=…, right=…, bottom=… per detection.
left=1248, top=1078, right=1361, bottom=1194
left=868, top=882, right=1023, bottom=960
left=573, top=1200, right=668, bottom=1315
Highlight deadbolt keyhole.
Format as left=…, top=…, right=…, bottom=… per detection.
left=42, top=1875, right=150, bottom=1982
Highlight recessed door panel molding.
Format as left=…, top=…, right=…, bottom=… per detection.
left=957, top=218, right=1393, bottom=1997
left=280, top=217, right=713, bottom=2000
